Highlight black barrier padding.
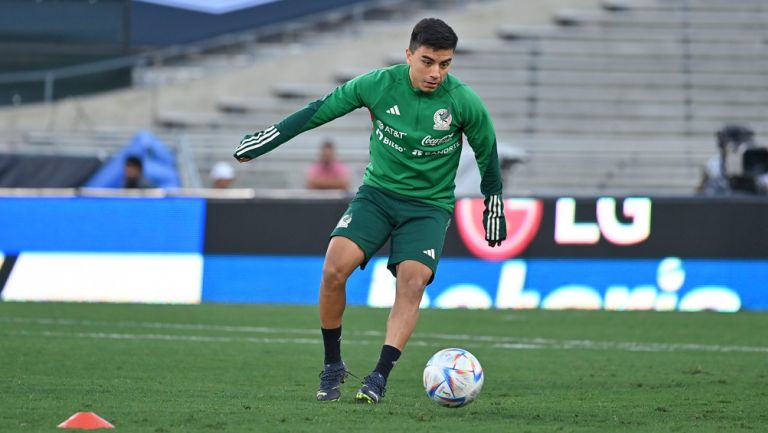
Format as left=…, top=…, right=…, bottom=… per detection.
left=205, top=198, right=357, bottom=255
left=0, top=255, right=18, bottom=294
left=205, top=197, right=768, bottom=258
left=0, top=154, right=102, bottom=187
left=642, top=197, right=768, bottom=259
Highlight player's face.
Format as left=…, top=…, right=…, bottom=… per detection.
left=406, top=45, right=453, bottom=92
left=124, top=164, right=141, bottom=181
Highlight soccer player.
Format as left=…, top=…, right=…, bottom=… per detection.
left=234, top=18, right=507, bottom=404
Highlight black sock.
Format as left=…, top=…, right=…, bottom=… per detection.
left=373, top=344, right=401, bottom=380
left=321, top=326, right=342, bottom=365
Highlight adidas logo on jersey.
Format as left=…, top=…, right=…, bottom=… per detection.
left=423, top=249, right=435, bottom=259
left=386, top=105, right=401, bottom=115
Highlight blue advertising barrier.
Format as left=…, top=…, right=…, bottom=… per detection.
left=0, top=197, right=205, bottom=253
left=201, top=256, right=768, bottom=312
left=203, top=256, right=368, bottom=305
left=0, top=196, right=206, bottom=303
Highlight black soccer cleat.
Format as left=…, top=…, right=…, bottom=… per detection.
left=316, top=361, right=349, bottom=401
left=355, top=372, right=387, bottom=404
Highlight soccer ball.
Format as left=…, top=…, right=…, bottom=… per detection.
left=423, top=348, right=484, bottom=408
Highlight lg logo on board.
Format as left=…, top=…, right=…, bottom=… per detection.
left=455, top=197, right=652, bottom=260
left=555, top=197, right=652, bottom=246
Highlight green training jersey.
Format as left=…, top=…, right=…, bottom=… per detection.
left=235, top=64, right=503, bottom=212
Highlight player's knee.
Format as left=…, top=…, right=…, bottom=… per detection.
left=405, top=276, right=429, bottom=292
left=321, top=262, right=352, bottom=288
left=397, top=270, right=431, bottom=296
left=397, top=261, right=432, bottom=290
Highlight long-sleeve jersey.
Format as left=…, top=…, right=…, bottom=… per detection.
left=235, top=64, right=503, bottom=212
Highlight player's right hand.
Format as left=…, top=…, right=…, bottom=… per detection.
left=234, top=126, right=279, bottom=162
left=233, top=133, right=256, bottom=162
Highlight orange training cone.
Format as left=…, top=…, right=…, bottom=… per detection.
left=57, top=412, right=115, bottom=430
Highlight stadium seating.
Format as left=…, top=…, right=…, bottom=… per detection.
left=1, top=0, right=766, bottom=195
left=195, top=0, right=765, bottom=195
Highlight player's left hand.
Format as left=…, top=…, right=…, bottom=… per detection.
left=483, top=194, right=506, bottom=247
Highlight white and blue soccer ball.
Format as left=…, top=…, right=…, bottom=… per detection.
left=423, top=348, right=484, bottom=408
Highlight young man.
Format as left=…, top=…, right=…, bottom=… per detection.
left=122, top=155, right=155, bottom=189
left=234, top=18, right=507, bottom=403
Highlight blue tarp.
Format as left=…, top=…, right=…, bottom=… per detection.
left=84, top=130, right=181, bottom=188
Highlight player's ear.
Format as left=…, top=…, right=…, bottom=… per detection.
left=405, top=48, right=413, bottom=65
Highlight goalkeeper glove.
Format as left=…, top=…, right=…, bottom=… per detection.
left=483, top=194, right=506, bottom=247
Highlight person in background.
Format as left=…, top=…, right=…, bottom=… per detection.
left=123, top=155, right=155, bottom=189
left=696, top=125, right=764, bottom=195
left=305, top=140, right=350, bottom=191
left=210, top=161, right=236, bottom=188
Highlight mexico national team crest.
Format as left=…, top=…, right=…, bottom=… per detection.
left=433, top=109, right=452, bottom=131
left=337, top=214, right=352, bottom=228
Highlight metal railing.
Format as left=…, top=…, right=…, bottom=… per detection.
left=0, top=0, right=470, bottom=106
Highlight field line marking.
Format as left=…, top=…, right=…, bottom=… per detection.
left=0, top=316, right=321, bottom=335
left=6, top=329, right=329, bottom=345
left=3, top=317, right=767, bottom=353
left=0, top=329, right=528, bottom=349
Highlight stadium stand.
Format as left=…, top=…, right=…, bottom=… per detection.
left=0, top=0, right=765, bottom=195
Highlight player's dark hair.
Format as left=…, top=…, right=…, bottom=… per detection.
left=409, top=18, right=458, bottom=53
left=125, top=155, right=143, bottom=170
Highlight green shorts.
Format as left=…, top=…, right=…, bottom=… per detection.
left=330, top=184, right=452, bottom=284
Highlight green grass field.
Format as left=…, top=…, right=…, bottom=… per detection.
left=1, top=302, right=766, bottom=432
